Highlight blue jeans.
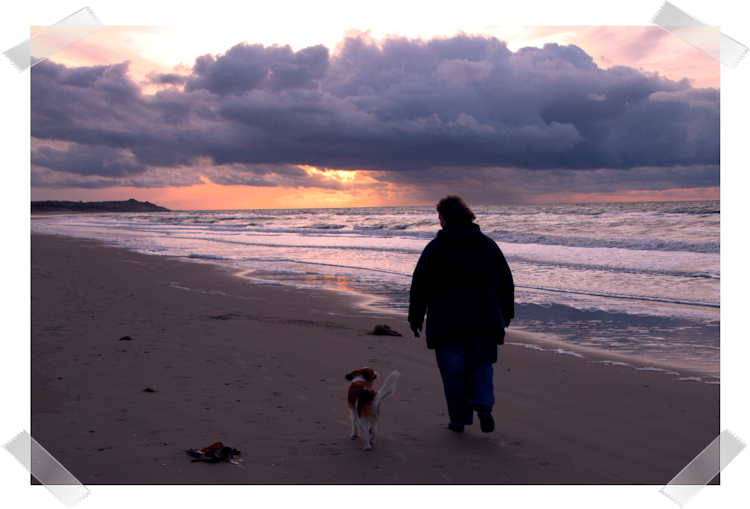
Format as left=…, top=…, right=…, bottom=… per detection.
left=434, top=339, right=497, bottom=426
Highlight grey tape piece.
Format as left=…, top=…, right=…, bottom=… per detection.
left=2, top=7, right=102, bottom=72
left=660, top=429, right=748, bottom=507
left=2, top=430, right=90, bottom=508
left=651, top=1, right=748, bottom=68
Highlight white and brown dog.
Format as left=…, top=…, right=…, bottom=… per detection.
left=345, top=367, right=401, bottom=450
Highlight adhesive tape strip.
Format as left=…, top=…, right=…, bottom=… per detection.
left=660, top=429, right=747, bottom=507
left=3, top=430, right=90, bottom=508
left=3, top=7, right=102, bottom=72
left=651, top=1, right=747, bottom=68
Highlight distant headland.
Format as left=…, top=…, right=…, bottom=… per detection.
left=32, top=199, right=170, bottom=214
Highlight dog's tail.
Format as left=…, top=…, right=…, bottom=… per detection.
left=373, top=370, right=400, bottom=408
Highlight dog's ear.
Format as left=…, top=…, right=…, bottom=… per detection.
left=345, top=373, right=354, bottom=381
left=363, top=368, right=376, bottom=382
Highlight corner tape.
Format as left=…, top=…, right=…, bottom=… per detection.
left=651, top=1, right=748, bottom=68
left=3, top=7, right=103, bottom=72
left=2, top=430, right=91, bottom=508
left=659, top=429, right=747, bottom=507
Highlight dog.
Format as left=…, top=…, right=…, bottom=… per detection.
left=345, top=367, right=401, bottom=450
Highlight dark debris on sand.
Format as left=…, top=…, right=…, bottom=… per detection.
left=366, top=324, right=402, bottom=336
left=187, top=442, right=242, bottom=464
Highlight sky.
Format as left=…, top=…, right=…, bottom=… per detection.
left=25, top=17, right=722, bottom=210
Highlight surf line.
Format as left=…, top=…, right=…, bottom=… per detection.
left=516, top=284, right=719, bottom=308
left=183, top=251, right=718, bottom=310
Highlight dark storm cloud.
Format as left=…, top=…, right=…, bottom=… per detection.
left=31, top=166, right=203, bottom=189
left=146, top=70, right=187, bottom=86
left=373, top=165, right=719, bottom=204
left=30, top=163, right=204, bottom=189
left=184, top=42, right=329, bottom=95
left=650, top=88, right=720, bottom=102
left=30, top=32, right=719, bottom=191
left=32, top=143, right=148, bottom=177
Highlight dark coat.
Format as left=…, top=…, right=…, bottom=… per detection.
left=408, top=221, right=514, bottom=349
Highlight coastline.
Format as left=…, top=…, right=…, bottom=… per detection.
left=30, top=232, right=719, bottom=485
left=29, top=211, right=720, bottom=378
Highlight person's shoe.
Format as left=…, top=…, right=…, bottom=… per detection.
left=476, top=407, right=495, bottom=433
left=448, top=423, right=465, bottom=432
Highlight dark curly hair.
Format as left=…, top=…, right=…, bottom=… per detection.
left=436, top=195, right=476, bottom=225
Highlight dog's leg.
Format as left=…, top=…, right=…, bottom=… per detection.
left=370, top=422, right=377, bottom=444
left=349, top=409, right=358, bottom=438
left=360, top=418, right=372, bottom=450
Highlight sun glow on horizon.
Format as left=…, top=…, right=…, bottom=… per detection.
left=298, top=165, right=374, bottom=185
left=148, top=172, right=399, bottom=210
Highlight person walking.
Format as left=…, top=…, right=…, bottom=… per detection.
left=408, top=195, right=514, bottom=432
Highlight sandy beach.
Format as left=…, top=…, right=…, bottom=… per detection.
left=30, top=233, right=719, bottom=485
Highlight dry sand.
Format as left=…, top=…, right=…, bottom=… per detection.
left=30, top=233, right=719, bottom=485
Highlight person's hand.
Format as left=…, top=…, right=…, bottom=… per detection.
left=410, top=322, right=422, bottom=337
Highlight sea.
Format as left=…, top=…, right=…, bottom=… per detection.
left=31, top=200, right=720, bottom=381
